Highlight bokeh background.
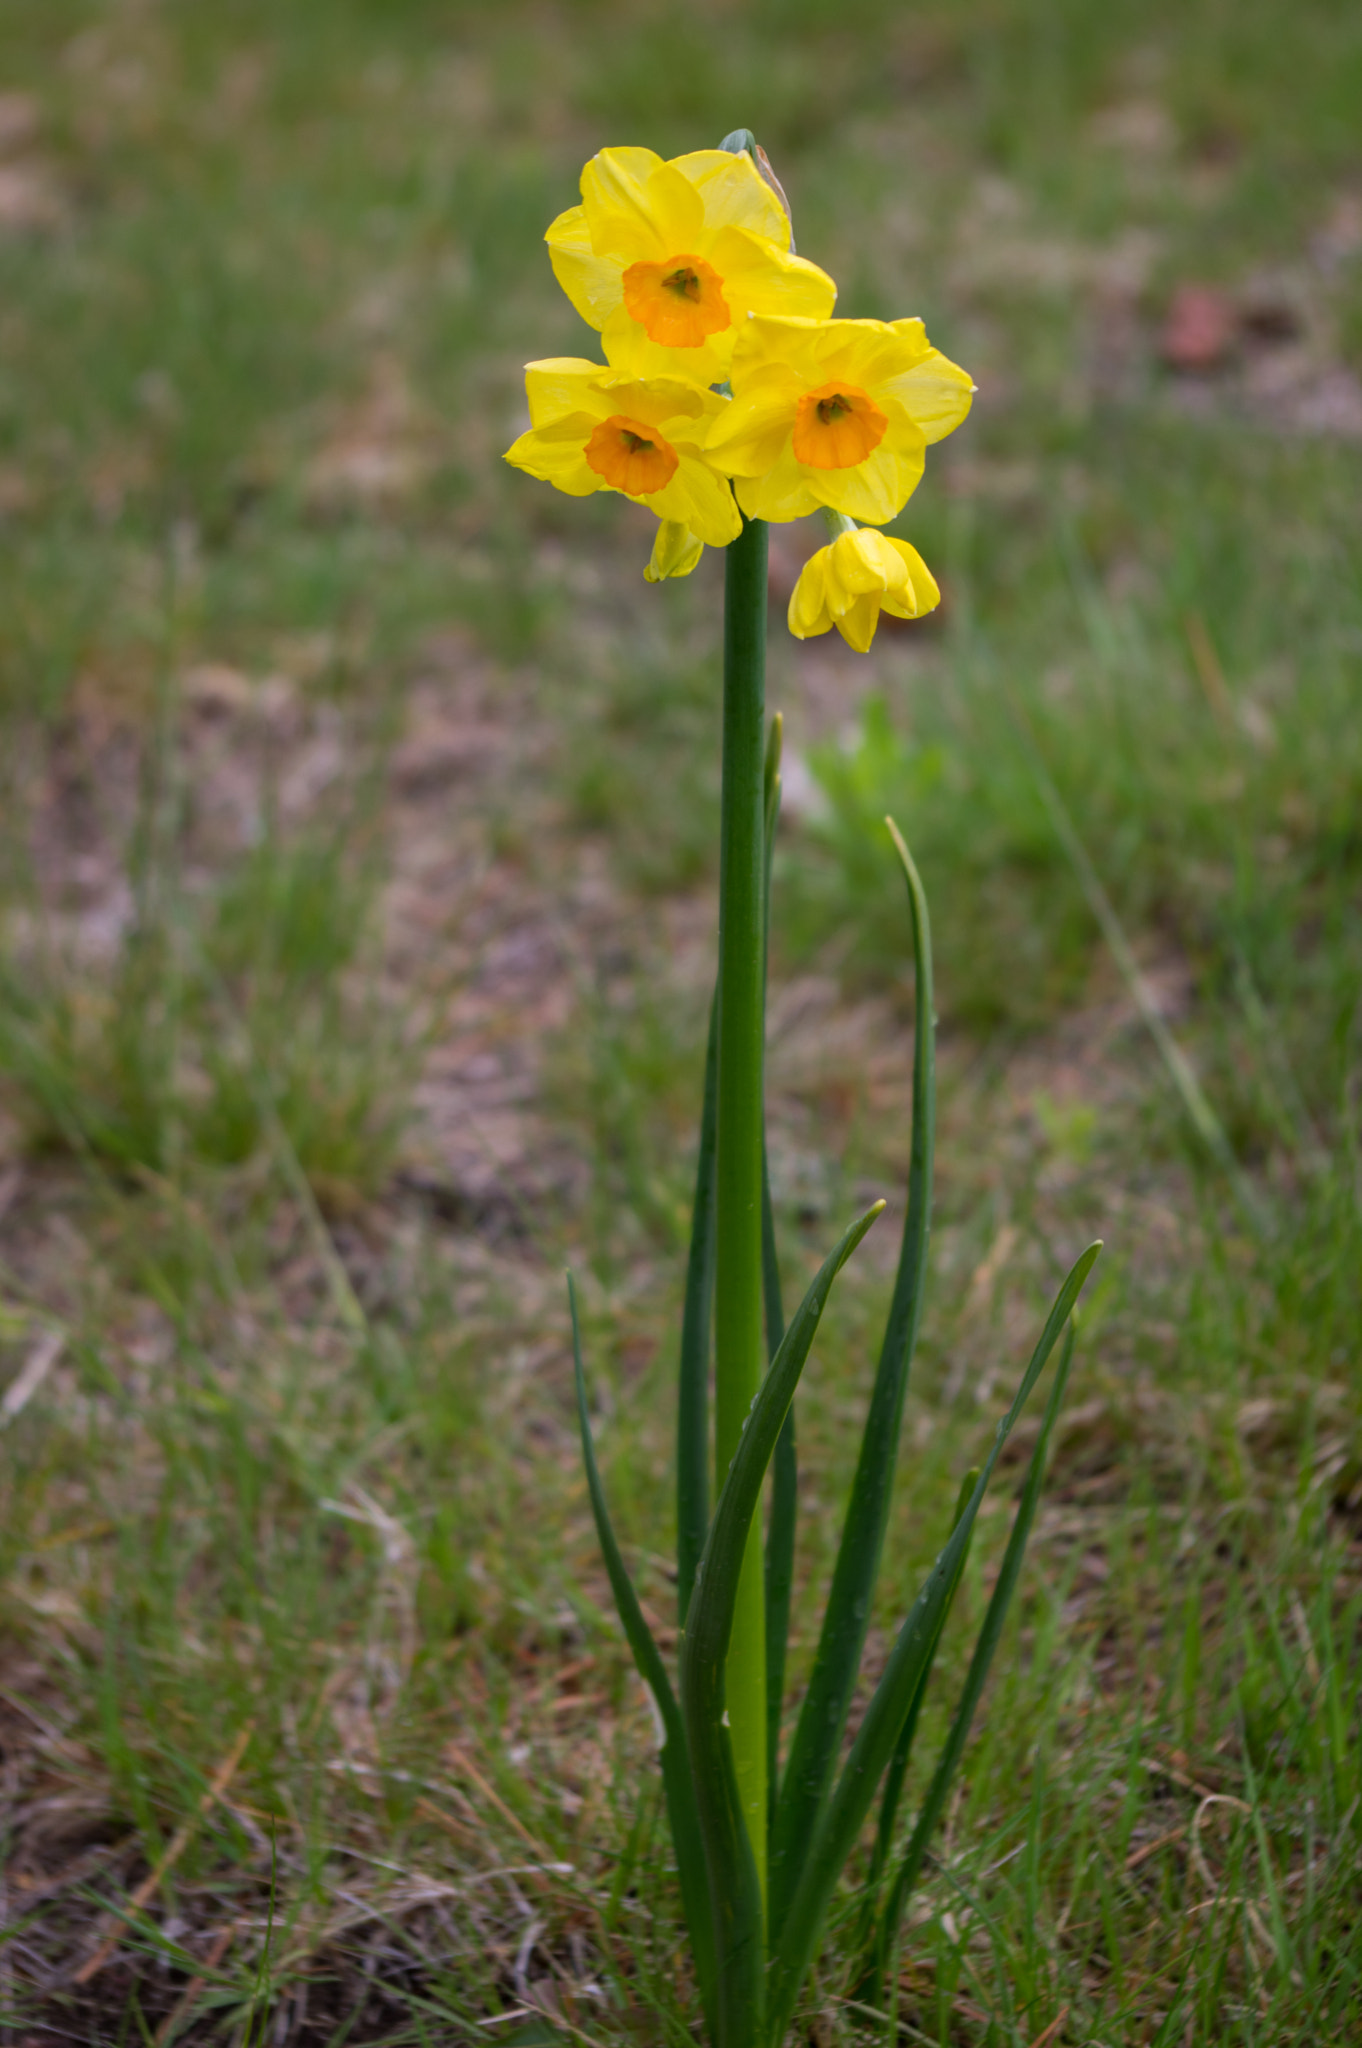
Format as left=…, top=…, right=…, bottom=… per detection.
left=1, top=2, right=1360, bottom=2041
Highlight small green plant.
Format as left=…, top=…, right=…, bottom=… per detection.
left=507, top=132, right=1100, bottom=2045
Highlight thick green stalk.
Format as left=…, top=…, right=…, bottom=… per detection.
left=678, top=991, right=718, bottom=1628
left=713, top=510, right=769, bottom=1903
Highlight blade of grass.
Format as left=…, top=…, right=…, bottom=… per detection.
left=1007, top=696, right=1267, bottom=1236
left=770, top=819, right=936, bottom=1935
left=766, top=1245, right=1099, bottom=2044
left=870, top=1323, right=1079, bottom=1999
left=569, top=1276, right=716, bottom=2034
left=682, top=1198, right=886, bottom=2048
left=74, top=1723, right=254, bottom=1984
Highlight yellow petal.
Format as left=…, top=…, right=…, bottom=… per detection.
left=888, top=538, right=940, bottom=614
left=824, top=527, right=913, bottom=609
left=734, top=441, right=825, bottom=522
left=600, top=303, right=732, bottom=384
left=707, top=226, right=837, bottom=324
left=648, top=453, right=742, bottom=548
left=834, top=592, right=884, bottom=653
left=523, top=357, right=613, bottom=428
left=641, top=160, right=706, bottom=251
left=733, top=314, right=897, bottom=394
left=730, top=311, right=829, bottom=388
left=704, top=365, right=801, bottom=475
left=816, top=320, right=920, bottom=390
left=788, top=548, right=833, bottom=637
left=617, top=379, right=714, bottom=431
left=645, top=519, right=704, bottom=582
left=582, top=151, right=706, bottom=264
left=503, top=417, right=602, bottom=496
left=879, top=349, right=975, bottom=444
left=885, top=317, right=933, bottom=361
left=671, top=149, right=790, bottom=243
left=580, top=147, right=668, bottom=261
left=813, top=437, right=925, bottom=523
left=545, top=207, right=623, bottom=330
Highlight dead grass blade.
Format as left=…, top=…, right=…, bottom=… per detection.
left=72, top=1722, right=254, bottom=1985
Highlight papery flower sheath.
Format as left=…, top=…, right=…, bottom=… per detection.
left=504, top=359, right=741, bottom=547
left=546, top=148, right=836, bottom=384
left=788, top=526, right=940, bottom=652
left=706, top=313, right=974, bottom=524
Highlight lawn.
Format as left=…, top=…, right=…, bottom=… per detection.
left=0, top=1, right=1360, bottom=2042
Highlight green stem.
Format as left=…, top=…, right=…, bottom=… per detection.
left=677, top=989, right=718, bottom=1630
left=714, top=510, right=769, bottom=1909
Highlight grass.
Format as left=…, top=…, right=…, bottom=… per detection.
left=0, top=0, right=1360, bottom=2041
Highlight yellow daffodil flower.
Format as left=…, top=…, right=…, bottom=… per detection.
left=504, top=358, right=741, bottom=547
left=644, top=519, right=704, bottom=581
left=706, top=314, right=974, bottom=524
left=545, top=148, right=836, bottom=384
left=788, top=524, right=940, bottom=652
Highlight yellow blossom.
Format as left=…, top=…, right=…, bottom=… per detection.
left=706, top=314, right=973, bottom=524
left=788, top=526, right=940, bottom=652
left=504, top=359, right=741, bottom=547
left=644, top=519, right=704, bottom=581
left=545, top=148, right=836, bottom=385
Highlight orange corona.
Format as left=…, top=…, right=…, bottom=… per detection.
left=621, top=254, right=732, bottom=350
left=790, top=381, right=887, bottom=470
left=584, top=414, right=681, bottom=495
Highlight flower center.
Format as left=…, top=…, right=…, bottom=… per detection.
left=791, top=381, right=888, bottom=469
left=621, top=254, right=732, bottom=349
left=584, top=414, right=680, bottom=496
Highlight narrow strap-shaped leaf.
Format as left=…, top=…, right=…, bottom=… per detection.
left=766, top=1244, right=1099, bottom=2043
left=763, top=710, right=783, bottom=865
left=678, top=989, right=719, bottom=1629
left=853, top=1464, right=978, bottom=2001
left=682, top=1200, right=885, bottom=2048
left=869, top=1322, right=1077, bottom=1997
left=762, top=712, right=796, bottom=1819
left=769, top=819, right=936, bottom=1933
left=569, top=1277, right=716, bottom=2032
left=763, top=1147, right=794, bottom=1821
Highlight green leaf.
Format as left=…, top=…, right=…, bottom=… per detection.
left=769, top=819, right=936, bottom=1936
left=870, top=1323, right=1077, bottom=1999
left=682, top=1199, right=885, bottom=2048
left=766, top=1245, right=1100, bottom=2044
left=763, top=1146, right=794, bottom=1824
left=569, top=1277, right=716, bottom=2034
left=762, top=710, right=796, bottom=1829
left=678, top=991, right=718, bottom=1629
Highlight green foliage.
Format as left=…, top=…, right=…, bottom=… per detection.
left=578, top=816, right=1100, bottom=2044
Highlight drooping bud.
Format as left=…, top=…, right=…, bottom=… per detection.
left=645, top=519, right=705, bottom=582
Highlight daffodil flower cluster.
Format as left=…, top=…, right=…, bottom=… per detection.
left=504, top=143, right=973, bottom=652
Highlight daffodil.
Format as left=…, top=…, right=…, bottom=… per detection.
left=545, top=148, right=836, bottom=385
left=504, top=359, right=741, bottom=547
left=644, top=519, right=705, bottom=582
left=788, top=524, right=940, bottom=652
left=705, top=314, right=974, bottom=524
